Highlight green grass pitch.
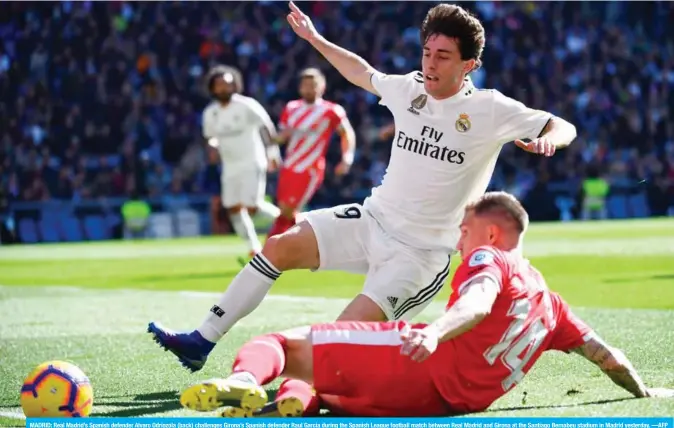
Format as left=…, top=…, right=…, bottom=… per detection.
left=0, top=218, right=673, bottom=425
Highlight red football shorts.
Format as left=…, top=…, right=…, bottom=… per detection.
left=311, top=321, right=451, bottom=417
left=276, top=167, right=324, bottom=208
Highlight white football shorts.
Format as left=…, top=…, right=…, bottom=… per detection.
left=221, top=166, right=266, bottom=208
left=303, top=203, right=451, bottom=321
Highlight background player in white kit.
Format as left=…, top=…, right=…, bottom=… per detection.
left=148, top=2, right=578, bottom=380
left=202, top=65, right=282, bottom=261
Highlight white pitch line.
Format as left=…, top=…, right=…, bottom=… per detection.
left=178, top=290, right=353, bottom=305
left=2, top=284, right=671, bottom=316
left=0, top=410, right=25, bottom=420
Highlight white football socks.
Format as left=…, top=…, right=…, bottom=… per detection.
left=229, top=210, right=262, bottom=254
left=255, top=200, right=281, bottom=221
left=197, top=253, right=281, bottom=343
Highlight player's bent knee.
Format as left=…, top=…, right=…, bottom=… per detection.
left=261, top=221, right=320, bottom=271
left=337, top=294, right=389, bottom=322
left=246, top=206, right=258, bottom=216
left=227, top=205, right=243, bottom=214
left=278, top=326, right=314, bottom=383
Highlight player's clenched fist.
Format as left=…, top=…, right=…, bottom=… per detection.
left=400, top=326, right=439, bottom=363
left=287, top=2, right=319, bottom=42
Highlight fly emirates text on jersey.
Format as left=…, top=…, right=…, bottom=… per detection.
left=396, top=125, right=466, bottom=165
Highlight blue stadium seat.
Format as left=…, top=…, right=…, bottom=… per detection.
left=61, top=216, right=83, bottom=242
left=629, top=193, right=651, bottom=218
left=18, top=218, right=39, bottom=244
left=105, top=213, right=121, bottom=229
left=607, top=195, right=628, bottom=219
left=83, top=215, right=109, bottom=240
left=555, top=196, right=576, bottom=222
left=39, top=216, right=60, bottom=242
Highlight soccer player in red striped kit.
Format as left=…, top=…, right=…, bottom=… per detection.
left=268, top=67, right=357, bottom=239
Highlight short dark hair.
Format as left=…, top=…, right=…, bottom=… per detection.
left=206, top=65, right=244, bottom=94
left=466, top=191, right=529, bottom=233
left=299, top=67, right=326, bottom=89
left=420, top=4, right=485, bottom=71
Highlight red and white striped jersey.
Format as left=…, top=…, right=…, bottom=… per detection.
left=279, top=99, right=347, bottom=173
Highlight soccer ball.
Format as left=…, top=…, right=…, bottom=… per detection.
left=20, top=361, right=94, bottom=417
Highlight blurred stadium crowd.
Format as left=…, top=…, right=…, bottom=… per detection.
left=1, top=1, right=673, bottom=223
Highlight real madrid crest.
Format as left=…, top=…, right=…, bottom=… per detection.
left=455, top=113, right=471, bottom=133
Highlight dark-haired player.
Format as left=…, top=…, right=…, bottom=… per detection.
left=148, top=2, right=579, bottom=407
left=201, top=65, right=282, bottom=260
left=178, top=192, right=674, bottom=417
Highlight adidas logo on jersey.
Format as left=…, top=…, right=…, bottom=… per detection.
left=407, top=94, right=427, bottom=115
left=387, top=296, right=398, bottom=308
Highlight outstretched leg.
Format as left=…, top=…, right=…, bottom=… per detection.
left=180, top=326, right=314, bottom=415
left=148, top=203, right=369, bottom=373
left=147, top=222, right=321, bottom=372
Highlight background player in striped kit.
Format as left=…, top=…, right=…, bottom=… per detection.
left=267, top=67, right=357, bottom=238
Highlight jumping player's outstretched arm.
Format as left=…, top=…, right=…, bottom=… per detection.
left=570, top=336, right=674, bottom=398
left=286, top=2, right=380, bottom=96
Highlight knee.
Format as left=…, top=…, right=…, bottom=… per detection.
left=278, top=326, right=314, bottom=382
left=261, top=221, right=319, bottom=271
left=247, top=207, right=258, bottom=216
left=261, top=234, right=286, bottom=268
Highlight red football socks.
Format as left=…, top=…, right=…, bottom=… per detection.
left=267, top=213, right=297, bottom=239
left=231, top=334, right=287, bottom=385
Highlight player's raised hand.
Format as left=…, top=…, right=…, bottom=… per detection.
left=514, top=136, right=556, bottom=157
left=400, top=327, right=438, bottom=363
left=287, top=2, right=319, bottom=42
left=647, top=388, right=674, bottom=398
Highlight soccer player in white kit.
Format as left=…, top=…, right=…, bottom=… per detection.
left=202, top=65, right=282, bottom=260
left=148, top=2, right=577, bottom=391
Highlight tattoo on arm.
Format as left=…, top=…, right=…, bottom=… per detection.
left=571, top=337, right=648, bottom=398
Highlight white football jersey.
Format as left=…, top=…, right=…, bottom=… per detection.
left=364, top=71, right=552, bottom=252
left=202, top=94, right=276, bottom=172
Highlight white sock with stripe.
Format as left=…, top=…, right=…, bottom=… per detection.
left=197, top=254, right=281, bottom=343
